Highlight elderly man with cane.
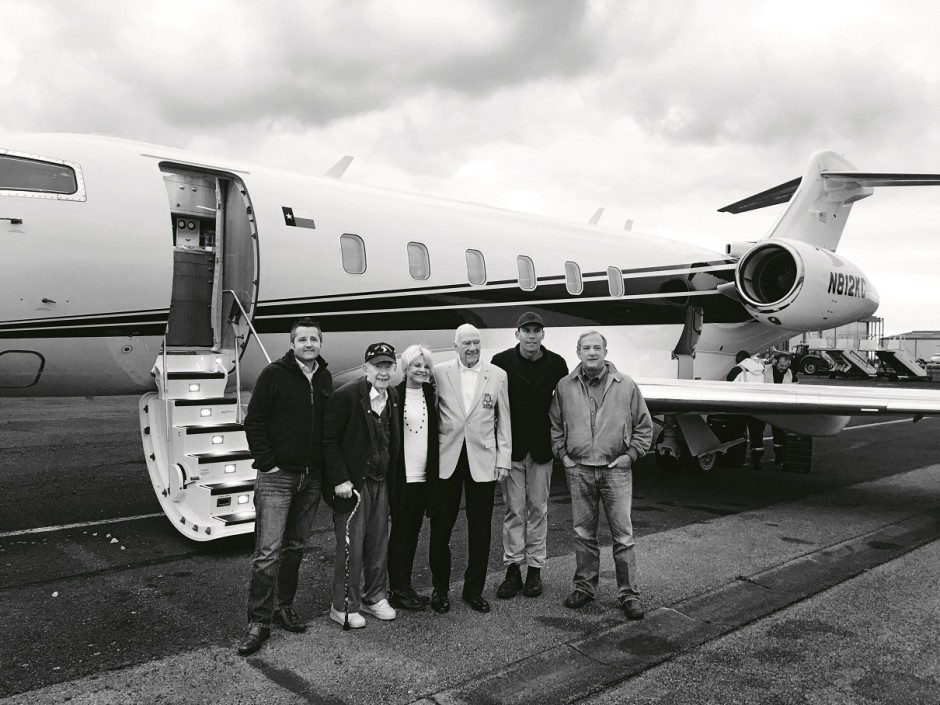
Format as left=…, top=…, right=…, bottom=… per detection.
left=323, top=342, right=401, bottom=628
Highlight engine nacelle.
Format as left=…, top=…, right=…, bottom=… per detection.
left=734, top=238, right=879, bottom=329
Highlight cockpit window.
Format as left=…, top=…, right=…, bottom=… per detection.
left=0, top=155, right=77, bottom=194
left=0, top=151, right=85, bottom=201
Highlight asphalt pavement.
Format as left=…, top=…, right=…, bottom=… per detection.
left=1, top=393, right=939, bottom=703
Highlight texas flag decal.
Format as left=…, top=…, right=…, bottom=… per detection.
left=282, top=207, right=316, bottom=229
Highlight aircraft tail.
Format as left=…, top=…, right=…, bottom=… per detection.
left=719, top=150, right=940, bottom=251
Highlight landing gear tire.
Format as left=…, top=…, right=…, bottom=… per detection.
left=685, top=451, right=718, bottom=476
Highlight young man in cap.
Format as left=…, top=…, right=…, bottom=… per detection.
left=323, top=342, right=401, bottom=628
left=491, top=312, right=568, bottom=599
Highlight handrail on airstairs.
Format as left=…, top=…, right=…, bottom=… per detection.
left=223, top=289, right=271, bottom=423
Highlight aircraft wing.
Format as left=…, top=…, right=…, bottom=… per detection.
left=638, top=378, right=940, bottom=419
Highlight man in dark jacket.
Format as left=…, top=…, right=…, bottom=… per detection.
left=491, top=312, right=568, bottom=599
left=238, top=317, right=332, bottom=656
left=323, top=342, right=401, bottom=628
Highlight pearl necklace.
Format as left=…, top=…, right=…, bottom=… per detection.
left=404, top=389, right=426, bottom=434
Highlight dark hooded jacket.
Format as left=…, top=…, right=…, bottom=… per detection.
left=244, top=350, right=332, bottom=474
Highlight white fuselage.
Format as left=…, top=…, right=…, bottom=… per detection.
left=0, top=133, right=790, bottom=396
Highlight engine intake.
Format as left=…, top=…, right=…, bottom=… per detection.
left=734, top=239, right=879, bottom=329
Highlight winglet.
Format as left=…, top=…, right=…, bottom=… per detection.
left=588, top=207, right=604, bottom=225
left=325, top=155, right=354, bottom=179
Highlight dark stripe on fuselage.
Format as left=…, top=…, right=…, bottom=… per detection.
left=0, top=264, right=747, bottom=339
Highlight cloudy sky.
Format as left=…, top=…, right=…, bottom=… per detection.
left=3, top=0, right=938, bottom=335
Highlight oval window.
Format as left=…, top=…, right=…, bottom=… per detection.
left=565, top=261, right=583, bottom=295
left=517, top=255, right=536, bottom=291
left=340, top=233, right=367, bottom=275
left=466, top=249, right=486, bottom=285
left=407, top=242, right=430, bottom=280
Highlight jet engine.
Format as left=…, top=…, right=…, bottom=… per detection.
left=733, top=238, right=879, bottom=329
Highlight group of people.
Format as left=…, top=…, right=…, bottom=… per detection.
left=727, top=349, right=798, bottom=469
left=237, top=313, right=653, bottom=656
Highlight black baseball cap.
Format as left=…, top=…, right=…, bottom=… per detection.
left=516, top=312, right=544, bottom=329
left=365, top=342, right=396, bottom=365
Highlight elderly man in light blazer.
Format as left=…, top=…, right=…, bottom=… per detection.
left=429, top=323, right=511, bottom=614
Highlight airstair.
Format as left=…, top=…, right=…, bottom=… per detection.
left=823, top=347, right=878, bottom=377
left=139, top=295, right=268, bottom=541
left=874, top=345, right=927, bottom=379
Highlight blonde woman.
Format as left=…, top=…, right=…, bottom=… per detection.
left=387, top=344, right=439, bottom=610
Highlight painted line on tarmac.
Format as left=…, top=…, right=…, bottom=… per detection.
left=0, top=513, right=164, bottom=539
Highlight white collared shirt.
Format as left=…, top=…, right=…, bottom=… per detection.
left=369, top=384, right=388, bottom=416
left=295, top=356, right=318, bottom=382
left=458, top=358, right=481, bottom=413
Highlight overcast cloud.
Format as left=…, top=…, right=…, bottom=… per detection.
left=3, top=0, right=939, bottom=335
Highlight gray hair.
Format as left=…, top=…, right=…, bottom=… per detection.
left=454, top=323, right=481, bottom=345
left=577, top=330, right=607, bottom=351
left=400, top=343, right=434, bottom=381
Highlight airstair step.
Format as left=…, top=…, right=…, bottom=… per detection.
left=215, top=512, right=256, bottom=526
left=182, top=423, right=243, bottom=434
left=174, top=398, right=236, bottom=407
left=203, top=480, right=254, bottom=496
left=167, top=371, right=225, bottom=380
left=191, top=450, right=252, bottom=464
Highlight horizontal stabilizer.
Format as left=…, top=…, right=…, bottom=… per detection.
left=718, top=177, right=801, bottom=214
left=719, top=171, right=940, bottom=214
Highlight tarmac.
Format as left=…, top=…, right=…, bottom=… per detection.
left=4, top=461, right=939, bottom=704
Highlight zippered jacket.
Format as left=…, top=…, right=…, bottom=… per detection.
left=244, top=350, right=332, bottom=474
left=549, top=361, right=653, bottom=467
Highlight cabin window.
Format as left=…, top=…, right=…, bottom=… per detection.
left=607, top=266, right=624, bottom=297
left=0, top=154, right=80, bottom=197
left=565, top=261, right=583, bottom=295
left=340, top=233, right=367, bottom=274
left=517, top=255, right=536, bottom=291
left=466, top=249, right=486, bottom=285
left=407, top=242, right=431, bottom=280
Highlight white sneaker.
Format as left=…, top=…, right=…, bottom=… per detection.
left=330, top=606, right=365, bottom=629
left=360, top=598, right=397, bottom=620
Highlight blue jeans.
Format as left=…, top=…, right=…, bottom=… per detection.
left=565, top=463, right=639, bottom=602
left=247, top=469, right=321, bottom=627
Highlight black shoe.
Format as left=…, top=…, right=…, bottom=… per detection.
left=622, top=598, right=645, bottom=620
left=564, top=589, right=594, bottom=609
left=237, top=625, right=270, bottom=656
left=402, top=585, right=430, bottom=604
left=522, top=567, right=543, bottom=597
left=496, top=563, right=523, bottom=599
left=462, top=594, right=491, bottom=613
left=430, top=589, right=450, bottom=614
left=273, top=606, right=306, bottom=632
left=750, top=453, right=763, bottom=470
left=389, top=589, right=427, bottom=611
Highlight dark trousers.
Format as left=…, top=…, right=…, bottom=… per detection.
left=771, top=426, right=788, bottom=461
left=746, top=417, right=766, bottom=457
left=388, top=481, right=427, bottom=593
left=429, top=444, right=496, bottom=598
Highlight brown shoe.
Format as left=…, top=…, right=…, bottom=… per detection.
left=564, top=589, right=594, bottom=609
left=622, top=598, right=645, bottom=620
left=236, top=625, right=270, bottom=656
left=273, top=606, right=306, bottom=632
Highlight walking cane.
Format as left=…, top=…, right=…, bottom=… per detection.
left=343, top=488, right=362, bottom=631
